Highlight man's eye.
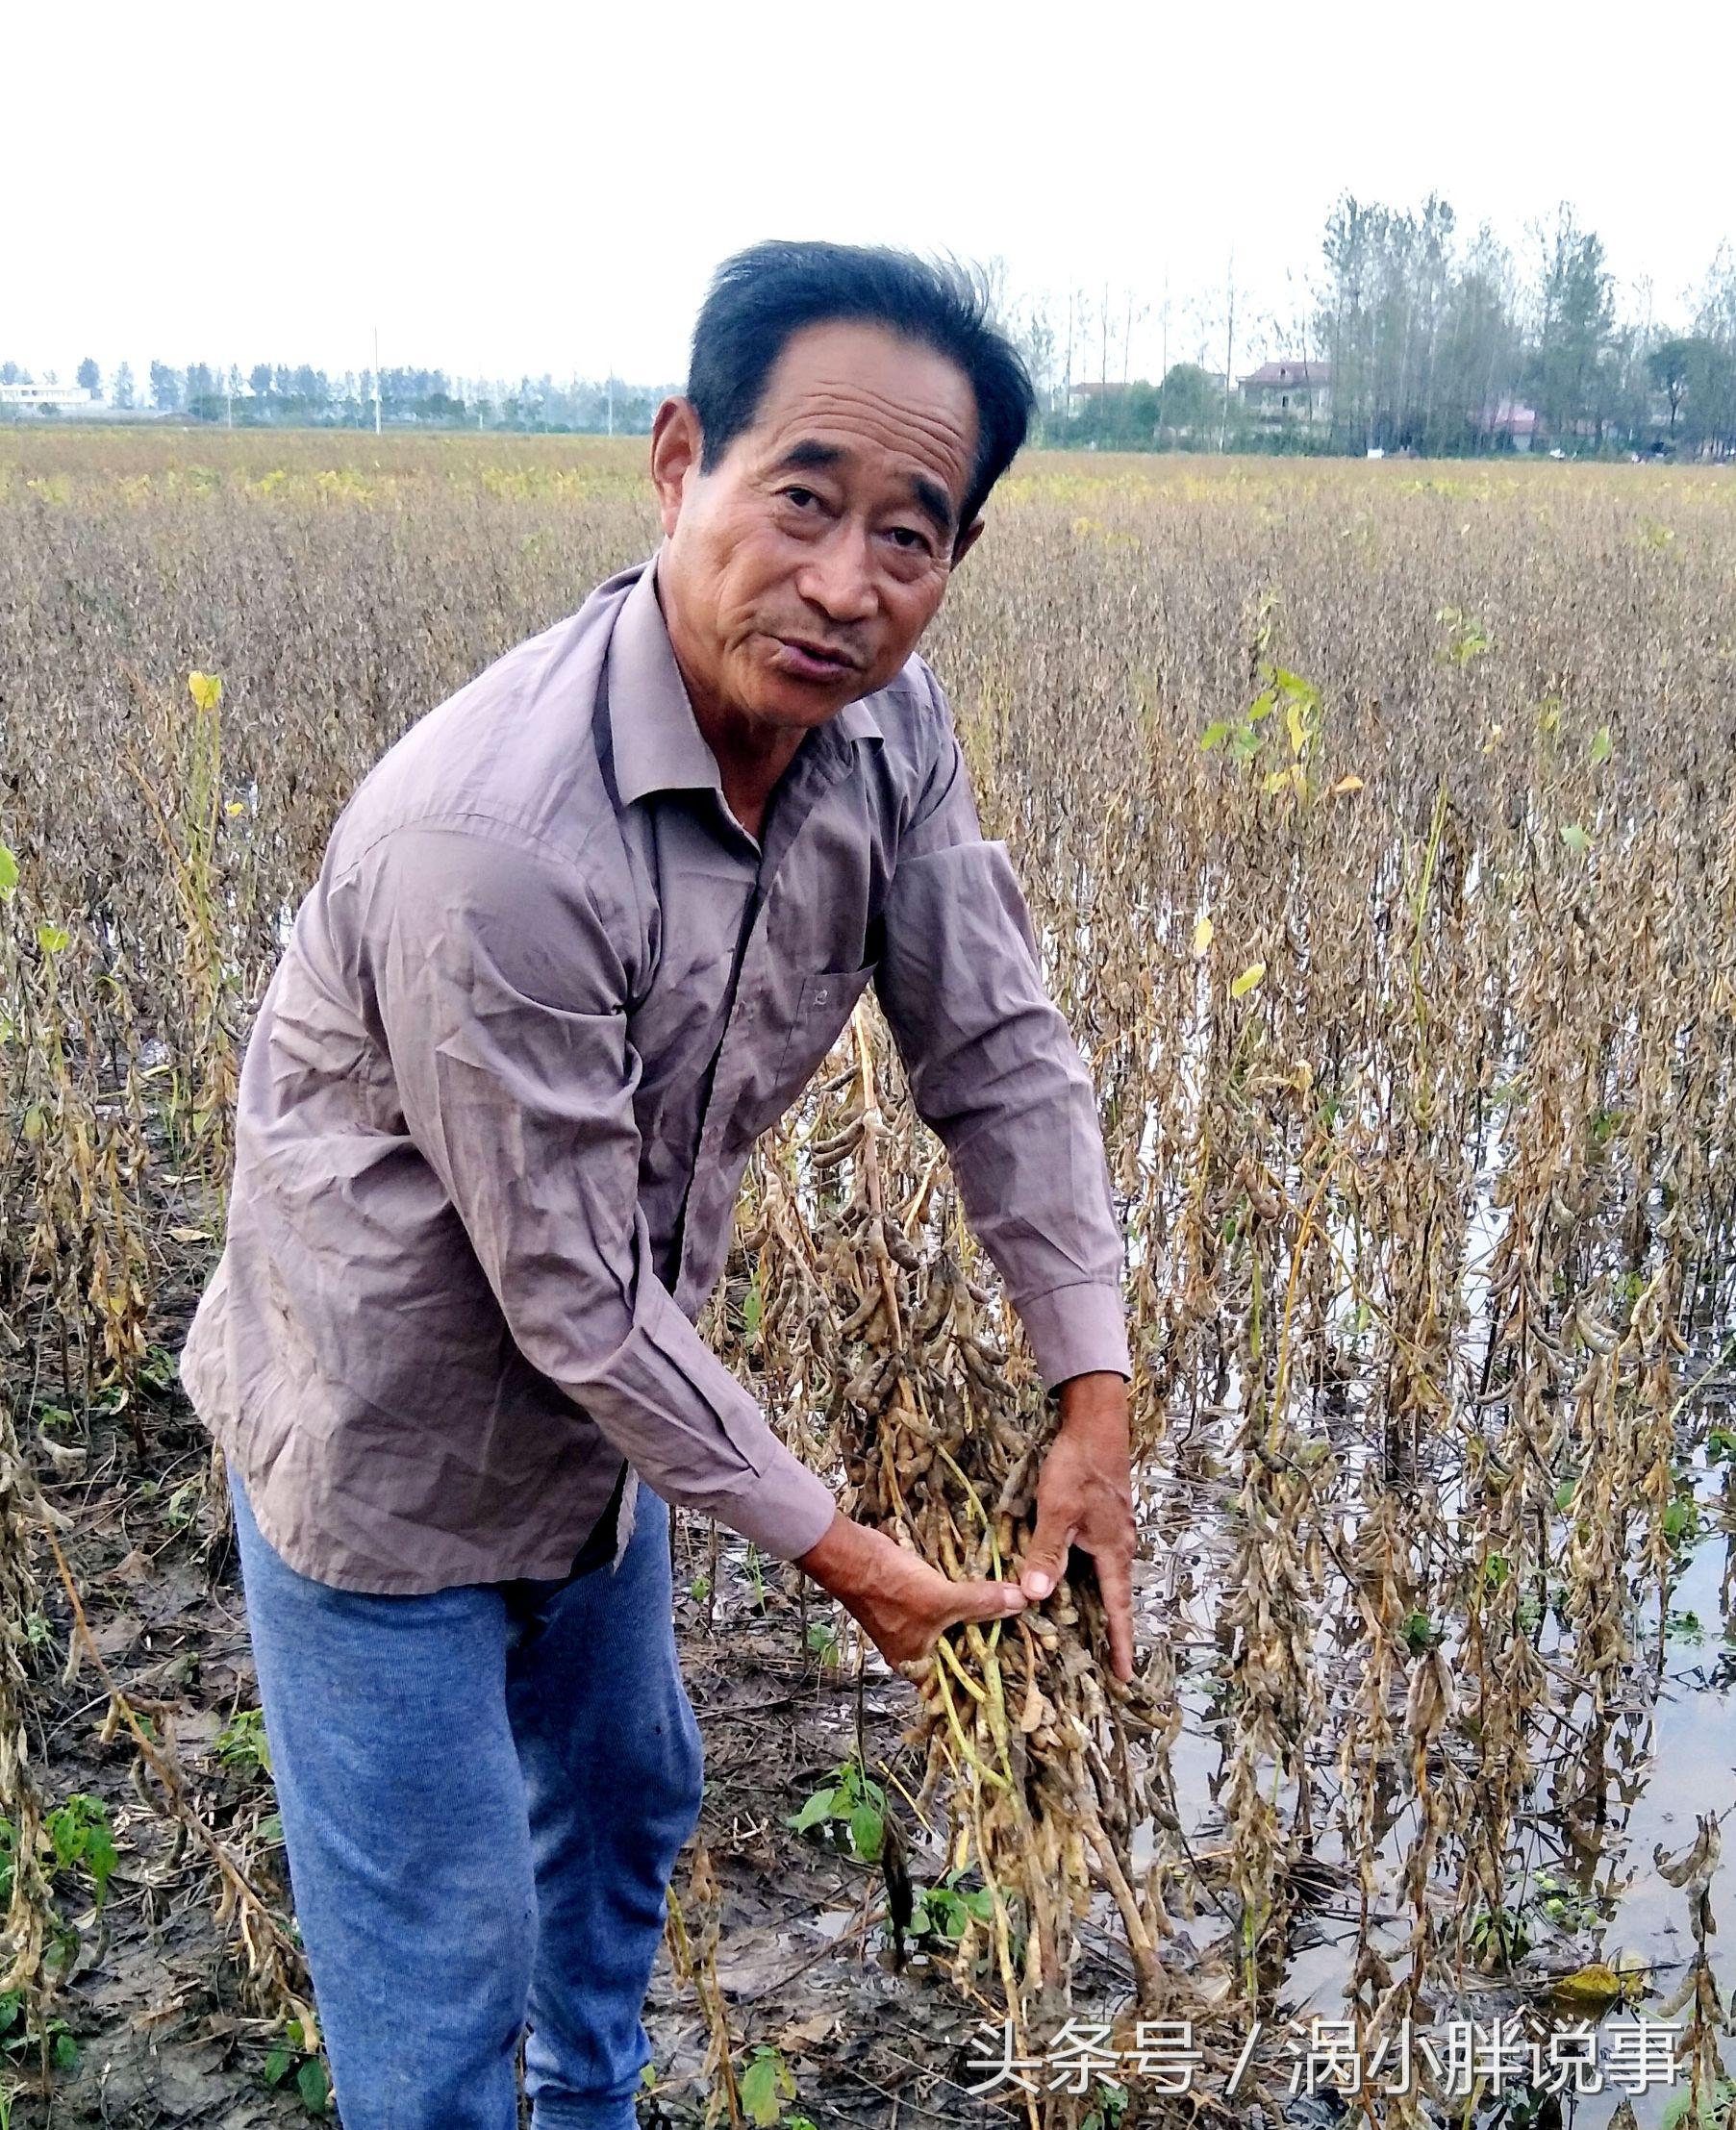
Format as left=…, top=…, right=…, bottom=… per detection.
left=889, top=527, right=932, bottom=553
left=781, top=487, right=818, bottom=508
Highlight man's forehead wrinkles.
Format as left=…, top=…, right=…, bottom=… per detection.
left=759, top=387, right=973, bottom=492
left=782, top=375, right=972, bottom=449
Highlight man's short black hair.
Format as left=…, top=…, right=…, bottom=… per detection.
left=685, top=239, right=1037, bottom=552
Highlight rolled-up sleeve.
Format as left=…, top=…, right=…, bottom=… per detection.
left=355, top=819, right=838, bottom=1561
left=874, top=679, right=1130, bottom=1389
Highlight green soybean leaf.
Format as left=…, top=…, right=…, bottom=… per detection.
left=740, top=2055, right=781, bottom=2127
left=787, top=1788, right=836, bottom=1834
left=849, top=1802, right=885, bottom=1862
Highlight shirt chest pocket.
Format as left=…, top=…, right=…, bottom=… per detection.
left=772, top=962, right=877, bottom=1095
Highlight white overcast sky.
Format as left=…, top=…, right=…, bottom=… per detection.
left=10, top=0, right=1734, bottom=389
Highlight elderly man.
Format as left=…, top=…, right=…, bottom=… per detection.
left=181, top=239, right=1136, bottom=2130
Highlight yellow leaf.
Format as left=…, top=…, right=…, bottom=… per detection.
left=1193, top=915, right=1214, bottom=955
left=188, top=670, right=223, bottom=712
left=225, top=799, right=246, bottom=815
left=168, top=1226, right=210, bottom=1243
left=1547, top=1962, right=1623, bottom=2012
left=1231, top=962, right=1266, bottom=999
left=1332, top=774, right=1364, bottom=793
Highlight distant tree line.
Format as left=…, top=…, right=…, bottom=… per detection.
left=0, top=358, right=668, bottom=435
left=9, top=192, right=1736, bottom=458
left=997, top=196, right=1736, bottom=459
left=1307, top=197, right=1736, bottom=456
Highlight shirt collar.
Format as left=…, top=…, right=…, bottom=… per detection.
left=605, top=547, right=724, bottom=808
left=606, top=544, right=884, bottom=810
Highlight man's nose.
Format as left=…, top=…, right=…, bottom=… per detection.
left=795, top=520, right=878, bottom=625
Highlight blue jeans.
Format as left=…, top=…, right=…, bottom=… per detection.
left=226, top=1463, right=705, bottom=2130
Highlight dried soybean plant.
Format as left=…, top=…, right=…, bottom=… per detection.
left=737, top=998, right=1201, bottom=2099
left=0, top=1390, right=56, bottom=2039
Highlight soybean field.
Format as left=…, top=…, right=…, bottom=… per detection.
left=1, top=429, right=1734, bottom=2129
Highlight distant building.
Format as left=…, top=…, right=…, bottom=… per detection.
left=1238, top=361, right=1333, bottom=425
left=0, top=384, right=101, bottom=414
left=1483, top=399, right=1537, bottom=452
left=1064, top=379, right=1137, bottom=420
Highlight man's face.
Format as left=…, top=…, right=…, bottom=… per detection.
left=650, top=318, right=984, bottom=733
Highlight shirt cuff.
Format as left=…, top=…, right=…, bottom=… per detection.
left=1017, top=1280, right=1131, bottom=1390
left=721, top=1445, right=839, bottom=1563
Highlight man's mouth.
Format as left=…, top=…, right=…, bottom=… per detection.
left=769, top=636, right=861, bottom=683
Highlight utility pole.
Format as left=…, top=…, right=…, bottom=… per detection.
left=372, top=326, right=382, bottom=436
left=1157, top=268, right=1170, bottom=439
left=1099, top=278, right=1109, bottom=385
left=1219, top=250, right=1237, bottom=454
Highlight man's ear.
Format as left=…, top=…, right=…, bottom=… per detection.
left=950, top=514, right=987, bottom=567
left=649, top=396, right=702, bottom=539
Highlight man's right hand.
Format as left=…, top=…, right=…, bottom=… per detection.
left=795, top=1508, right=1028, bottom=1672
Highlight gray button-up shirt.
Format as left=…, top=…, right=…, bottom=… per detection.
left=180, top=547, right=1129, bottom=1593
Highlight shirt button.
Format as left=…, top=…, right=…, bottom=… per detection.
left=814, top=986, right=829, bottom=1004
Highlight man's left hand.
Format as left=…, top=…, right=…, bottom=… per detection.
left=1018, top=1371, right=1138, bottom=1681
